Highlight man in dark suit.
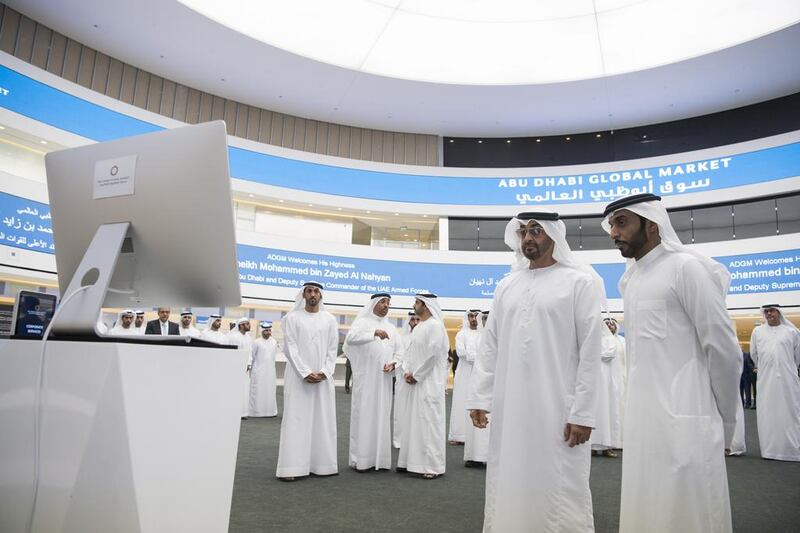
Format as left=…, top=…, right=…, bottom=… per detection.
left=144, top=307, right=180, bottom=335
left=740, top=348, right=755, bottom=408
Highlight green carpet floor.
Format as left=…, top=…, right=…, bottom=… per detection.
left=230, top=388, right=799, bottom=532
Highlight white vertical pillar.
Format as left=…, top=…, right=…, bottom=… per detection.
left=438, top=216, right=449, bottom=250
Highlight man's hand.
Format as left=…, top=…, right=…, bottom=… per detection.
left=563, top=423, right=592, bottom=448
left=374, top=329, right=389, bottom=340
left=404, top=372, right=417, bottom=385
left=304, top=372, right=326, bottom=383
left=383, top=362, right=396, bottom=373
left=470, top=409, right=489, bottom=428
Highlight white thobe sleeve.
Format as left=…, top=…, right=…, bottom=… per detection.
left=792, top=329, right=800, bottom=368
left=345, top=319, right=378, bottom=347
left=322, top=316, right=338, bottom=380
left=455, top=331, right=467, bottom=361
left=749, top=329, right=758, bottom=368
left=568, top=277, right=602, bottom=427
left=466, top=292, right=501, bottom=412
left=390, top=333, right=404, bottom=366
left=411, top=326, right=440, bottom=381
left=677, top=258, right=743, bottom=446
left=283, top=316, right=313, bottom=378
left=601, top=335, right=617, bottom=362
left=465, top=333, right=479, bottom=363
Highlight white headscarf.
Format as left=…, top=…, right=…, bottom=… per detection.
left=761, top=305, right=800, bottom=333
left=504, top=212, right=580, bottom=272
left=404, top=312, right=417, bottom=335
left=344, top=294, right=393, bottom=353
left=415, top=293, right=444, bottom=324
left=602, top=197, right=731, bottom=296
left=461, top=309, right=483, bottom=333
left=352, top=293, right=391, bottom=324
left=288, top=282, right=327, bottom=315
left=206, top=313, right=223, bottom=331
left=113, top=309, right=134, bottom=328
left=414, top=293, right=450, bottom=354
left=505, top=211, right=608, bottom=310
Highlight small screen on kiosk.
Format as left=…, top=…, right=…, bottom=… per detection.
left=12, top=290, right=57, bottom=339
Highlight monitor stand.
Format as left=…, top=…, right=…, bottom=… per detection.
left=50, top=222, right=130, bottom=337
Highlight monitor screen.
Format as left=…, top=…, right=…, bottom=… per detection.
left=12, top=290, right=57, bottom=339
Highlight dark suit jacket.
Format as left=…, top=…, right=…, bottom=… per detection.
left=144, top=319, right=180, bottom=335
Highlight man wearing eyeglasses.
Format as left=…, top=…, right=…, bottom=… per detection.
left=467, top=211, right=603, bottom=532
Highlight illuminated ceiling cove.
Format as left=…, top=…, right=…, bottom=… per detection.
left=179, top=0, right=800, bottom=85
left=8, top=0, right=800, bottom=136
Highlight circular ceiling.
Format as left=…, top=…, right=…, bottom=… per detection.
left=179, top=0, right=800, bottom=85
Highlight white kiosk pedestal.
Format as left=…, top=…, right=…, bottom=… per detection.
left=0, top=340, right=247, bottom=533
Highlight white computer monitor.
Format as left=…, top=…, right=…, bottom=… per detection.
left=44, top=121, right=241, bottom=335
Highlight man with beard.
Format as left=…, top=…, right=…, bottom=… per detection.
left=250, top=321, right=279, bottom=418
left=591, top=318, right=623, bottom=457
left=750, top=304, right=800, bottom=461
left=178, top=310, right=201, bottom=338
left=449, top=310, right=481, bottom=445
left=467, top=211, right=603, bottom=532
left=344, top=293, right=403, bottom=471
left=603, top=193, right=741, bottom=533
left=393, top=311, right=418, bottom=449
left=109, top=309, right=137, bottom=336
left=229, top=317, right=255, bottom=419
left=397, top=293, right=450, bottom=479
left=276, top=281, right=339, bottom=481
left=200, top=314, right=228, bottom=344
left=134, top=310, right=145, bottom=334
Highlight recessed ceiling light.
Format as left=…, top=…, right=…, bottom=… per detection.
left=278, top=199, right=284, bottom=203
left=449, top=139, right=454, bottom=143
left=536, top=139, right=541, bottom=143
left=39, top=140, right=48, bottom=144
left=595, top=134, right=601, bottom=138
left=403, top=234, right=408, bottom=237
left=394, top=213, right=399, bottom=216
left=506, top=139, right=511, bottom=143
left=422, top=214, right=428, bottom=218
left=248, top=194, right=255, bottom=198
left=0, top=125, right=6, bottom=130
left=308, top=203, right=313, bottom=207
left=366, top=210, right=371, bottom=214
left=565, top=137, right=571, bottom=141
left=477, top=140, right=483, bottom=143
left=337, top=207, right=342, bottom=210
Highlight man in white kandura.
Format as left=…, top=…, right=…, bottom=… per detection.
left=393, top=311, right=418, bottom=449
left=344, top=293, right=403, bottom=471
left=603, top=193, right=741, bottom=533
left=467, top=211, right=603, bottom=533
left=603, top=317, right=626, bottom=446
left=178, top=310, right=201, bottom=338
left=591, top=319, right=622, bottom=457
left=249, top=321, right=279, bottom=418
left=397, top=293, right=450, bottom=479
left=109, top=309, right=137, bottom=336
left=448, top=309, right=481, bottom=445
left=200, top=314, right=228, bottom=344
left=276, top=281, right=339, bottom=481
left=228, top=317, right=255, bottom=419
left=464, top=310, right=489, bottom=467
left=750, top=304, right=800, bottom=461
left=134, top=310, right=145, bottom=334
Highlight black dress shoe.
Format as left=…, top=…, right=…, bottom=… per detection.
left=395, top=467, right=407, bottom=473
